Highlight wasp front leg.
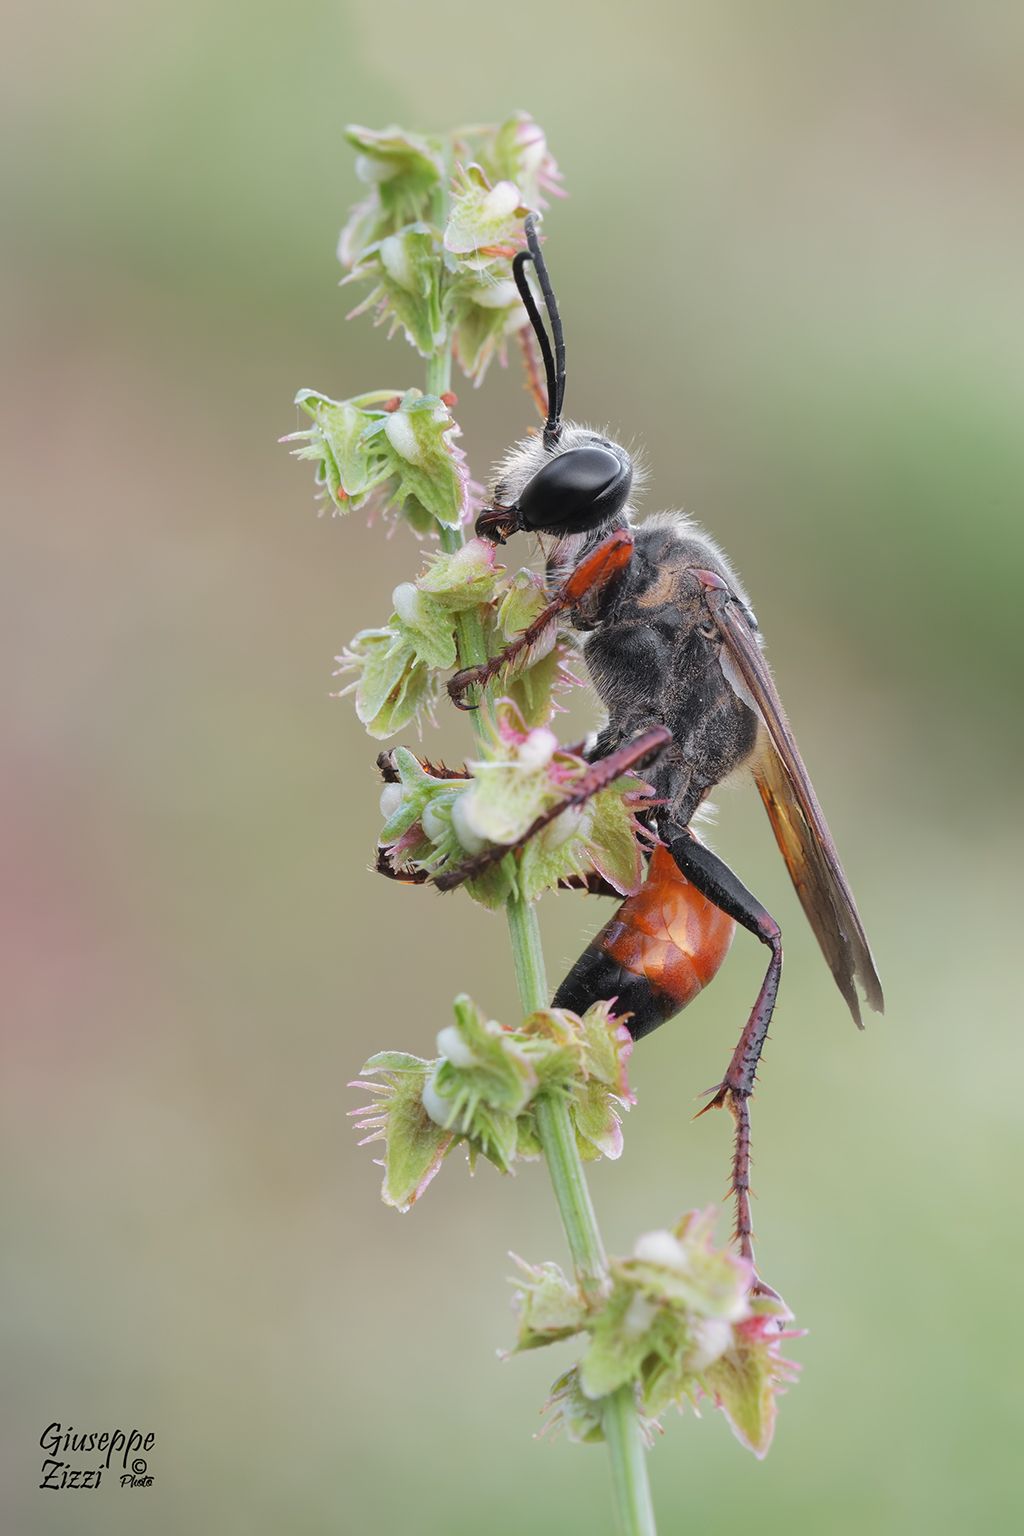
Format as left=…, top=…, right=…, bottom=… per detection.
left=447, top=529, right=634, bottom=709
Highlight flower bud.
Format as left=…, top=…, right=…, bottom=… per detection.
left=688, top=1316, right=734, bottom=1372
left=384, top=409, right=423, bottom=466
left=633, top=1230, right=690, bottom=1271
left=379, top=783, right=403, bottom=819
left=517, top=727, right=558, bottom=772
left=483, top=180, right=522, bottom=221
left=468, top=278, right=520, bottom=310
left=379, top=232, right=417, bottom=289
left=436, top=1024, right=478, bottom=1069
left=451, top=792, right=489, bottom=855
left=421, top=1065, right=461, bottom=1131
left=421, top=800, right=447, bottom=844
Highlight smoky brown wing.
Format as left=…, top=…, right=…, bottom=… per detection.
left=706, top=588, right=884, bottom=1026
left=752, top=743, right=878, bottom=1026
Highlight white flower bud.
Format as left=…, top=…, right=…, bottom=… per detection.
left=384, top=409, right=423, bottom=465
left=354, top=153, right=400, bottom=185
left=633, top=1230, right=690, bottom=1271
left=379, top=784, right=403, bottom=819
left=517, top=727, right=558, bottom=772
left=483, top=179, right=522, bottom=221
left=451, top=792, right=488, bottom=854
left=689, top=1317, right=735, bottom=1372
left=622, top=1294, right=657, bottom=1338
left=421, top=1067, right=458, bottom=1129
left=421, top=801, right=446, bottom=843
left=392, top=581, right=424, bottom=626
left=469, top=279, right=520, bottom=310
left=380, top=233, right=415, bottom=292
left=436, top=1024, right=478, bottom=1069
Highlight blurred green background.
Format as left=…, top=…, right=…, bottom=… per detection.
left=2, top=1, right=1022, bottom=1532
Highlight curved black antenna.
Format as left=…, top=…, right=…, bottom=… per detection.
left=512, top=215, right=566, bottom=448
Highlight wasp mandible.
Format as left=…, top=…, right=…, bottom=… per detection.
left=381, top=216, right=883, bottom=1267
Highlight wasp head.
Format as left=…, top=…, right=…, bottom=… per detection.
left=476, top=424, right=634, bottom=545
left=475, top=216, right=633, bottom=545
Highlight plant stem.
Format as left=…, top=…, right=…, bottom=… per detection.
left=428, top=347, right=490, bottom=676
left=603, top=1382, right=659, bottom=1536
left=504, top=895, right=605, bottom=1286
left=428, top=185, right=656, bottom=1536
left=506, top=892, right=656, bottom=1536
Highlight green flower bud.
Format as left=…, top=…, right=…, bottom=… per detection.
left=287, top=387, right=468, bottom=532
left=444, top=165, right=530, bottom=264
left=349, top=1053, right=452, bottom=1212
left=339, top=126, right=443, bottom=265
left=351, top=997, right=636, bottom=1198
left=508, top=1256, right=587, bottom=1353
left=512, top=1211, right=799, bottom=1458
left=346, top=225, right=446, bottom=359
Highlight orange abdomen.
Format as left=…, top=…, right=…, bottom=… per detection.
left=553, top=843, right=735, bottom=1039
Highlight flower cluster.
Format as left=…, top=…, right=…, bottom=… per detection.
left=349, top=995, right=635, bottom=1210
left=327, top=537, right=497, bottom=733
left=338, top=115, right=563, bottom=385
left=376, top=702, right=654, bottom=906
left=282, top=387, right=470, bottom=533
left=287, top=118, right=561, bottom=532
left=511, top=1211, right=800, bottom=1458
left=294, top=114, right=802, bottom=1498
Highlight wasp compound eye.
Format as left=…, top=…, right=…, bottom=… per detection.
left=516, top=445, right=633, bottom=537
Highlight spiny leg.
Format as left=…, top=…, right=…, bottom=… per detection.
left=374, top=744, right=650, bottom=893
left=556, top=871, right=622, bottom=897
left=665, top=827, right=783, bottom=1270
left=447, top=528, right=634, bottom=710
left=434, top=724, right=670, bottom=891
left=374, top=752, right=469, bottom=883
left=376, top=749, right=470, bottom=784
left=374, top=847, right=429, bottom=884
left=376, top=849, right=620, bottom=897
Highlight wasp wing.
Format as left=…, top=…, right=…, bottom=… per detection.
left=706, top=586, right=884, bottom=1027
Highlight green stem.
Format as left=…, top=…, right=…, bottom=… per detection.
left=506, top=893, right=655, bottom=1536
left=425, top=348, right=451, bottom=403
left=504, top=896, right=606, bottom=1285
left=428, top=345, right=490, bottom=677
left=428, top=172, right=656, bottom=1536
left=603, top=1383, right=659, bottom=1536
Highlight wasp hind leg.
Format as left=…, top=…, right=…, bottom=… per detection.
left=666, top=829, right=783, bottom=1277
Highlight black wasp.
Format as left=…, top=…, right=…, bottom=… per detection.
left=380, top=216, right=883, bottom=1269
